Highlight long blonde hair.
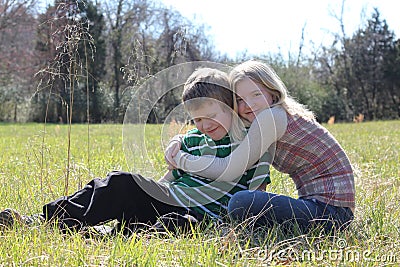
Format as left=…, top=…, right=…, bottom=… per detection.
left=229, top=60, right=315, bottom=120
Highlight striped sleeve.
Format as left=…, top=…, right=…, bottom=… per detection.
left=246, top=152, right=271, bottom=190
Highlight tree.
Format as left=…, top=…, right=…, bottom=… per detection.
left=0, top=0, right=37, bottom=122
left=344, top=9, right=397, bottom=120
left=104, top=0, right=219, bottom=123
left=383, top=39, right=400, bottom=118
left=78, top=0, right=106, bottom=123
left=314, top=5, right=399, bottom=121
left=33, top=0, right=106, bottom=123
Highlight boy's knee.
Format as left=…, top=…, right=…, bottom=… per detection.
left=104, top=171, right=138, bottom=188
left=106, top=171, right=132, bottom=179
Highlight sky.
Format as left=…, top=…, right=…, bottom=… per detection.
left=162, top=0, right=399, bottom=58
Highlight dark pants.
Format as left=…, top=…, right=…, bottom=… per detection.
left=43, top=171, right=195, bottom=231
left=228, top=190, right=354, bottom=234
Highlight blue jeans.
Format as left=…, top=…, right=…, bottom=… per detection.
left=228, top=191, right=354, bottom=233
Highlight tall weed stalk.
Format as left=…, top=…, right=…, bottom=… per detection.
left=35, top=1, right=94, bottom=195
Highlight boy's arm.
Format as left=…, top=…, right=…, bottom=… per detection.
left=158, top=170, right=175, bottom=183
left=161, top=130, right=195, bottom=183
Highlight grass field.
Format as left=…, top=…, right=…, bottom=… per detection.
left=0, top=121, right=399, bottom=266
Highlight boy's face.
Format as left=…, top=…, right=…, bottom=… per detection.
left=236, top=77, right=274, bottom=123
left=189, top=101, right=232, bottom=140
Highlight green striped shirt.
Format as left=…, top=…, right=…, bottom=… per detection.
left=169, top=128, right=271, bottom=219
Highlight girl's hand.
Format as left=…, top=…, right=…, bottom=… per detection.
left=164, top=135, right=182, bottom=169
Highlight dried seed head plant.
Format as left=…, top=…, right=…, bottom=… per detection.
left=34, top=0, right=95, bottom=195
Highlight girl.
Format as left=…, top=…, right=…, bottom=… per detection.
left=166, top=60, right=355, bottom=233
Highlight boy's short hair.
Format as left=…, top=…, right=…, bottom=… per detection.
left=182, top=68, right=232, bottom=111
left=182, top=67, right=246, bottom=142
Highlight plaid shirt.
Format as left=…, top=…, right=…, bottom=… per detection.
left=272, top=114, right=355, bottom=208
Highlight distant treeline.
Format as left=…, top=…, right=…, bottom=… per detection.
left=0, top=0, right=399, bottom=123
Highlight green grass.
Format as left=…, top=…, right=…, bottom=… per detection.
left=0, top=121, right=399, bottom=266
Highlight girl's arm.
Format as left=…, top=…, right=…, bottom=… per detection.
left=158, top=170, right=175, bottom=183
left=173, top=106, right=288, bottom=181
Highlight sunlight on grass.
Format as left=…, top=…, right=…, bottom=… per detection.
left=0, top=121, right=399, bottom=266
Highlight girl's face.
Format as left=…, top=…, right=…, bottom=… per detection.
left=235, top=77, right=274, bottom=123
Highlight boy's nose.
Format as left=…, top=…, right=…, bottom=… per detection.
left=203, top=119, right=214, bottom=130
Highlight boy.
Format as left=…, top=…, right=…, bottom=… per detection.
left=0, top=68, right=270, bottom=233
left=159, top=68, right=271, bottom=219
